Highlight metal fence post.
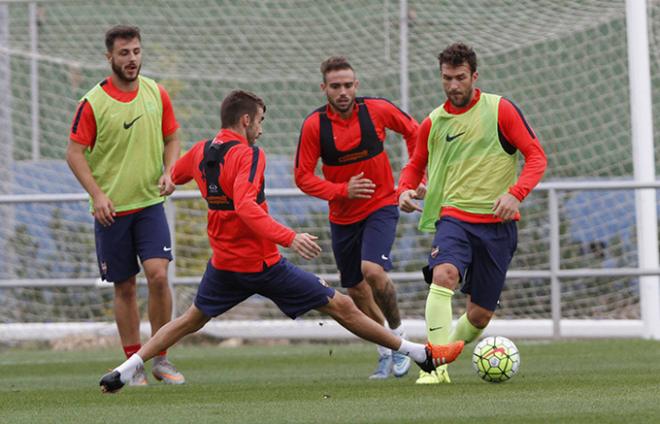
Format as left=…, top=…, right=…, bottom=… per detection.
left=549, top=188, right=561, bottom=338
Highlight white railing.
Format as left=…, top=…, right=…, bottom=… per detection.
left=1, top=180, right=660, bottom=340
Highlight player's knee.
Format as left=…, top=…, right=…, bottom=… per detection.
left=329, top=292, right=360, bottom=320
left=467, top=309, right=493, bottom=329
left=182, top=306, right=209, bottom=332
left=146, top=269, right=168, bottom=290
left=361, top=262, right=386, bottom=286
left=114, top=280, right=137, bottom=301
left=347, top=283, right=371, bottom=303
left=431, top=265, right=459, bottom=289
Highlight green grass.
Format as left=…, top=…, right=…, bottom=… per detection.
left=1, top=339, right=660, bottom=423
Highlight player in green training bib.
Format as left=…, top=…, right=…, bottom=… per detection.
left=397, top=43, right=547, bottom=384
left=66, top=25, right=184, bottom=386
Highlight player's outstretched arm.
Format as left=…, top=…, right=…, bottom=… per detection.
left=289, top=233, right=322, bottom=260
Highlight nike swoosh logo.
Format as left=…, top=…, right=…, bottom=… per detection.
left=163, top=246, right=172, bottom=252
left=123, top=115, right=143, bottom=129
left=381, top=254, right=389, bottom=261
left=429, top=326, right=443, bottom=331
left=445, top=131, right=465, bottom=142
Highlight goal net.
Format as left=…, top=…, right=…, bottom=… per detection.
left=1, top=0, right=658, bottom=341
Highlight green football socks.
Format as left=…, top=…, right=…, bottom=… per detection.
left=449, top=312, right=483, bottom=344
left=425, top=284, right=454, bottom=345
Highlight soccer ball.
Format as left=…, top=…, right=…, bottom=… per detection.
left=472, top=336, right=520, bottom=383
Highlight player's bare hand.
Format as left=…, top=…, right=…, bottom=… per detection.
left=399, top=189, right=423, bottom=213
left=291, top=233, right=322, bottom=260
left=415, top=183, right=427, bottom=200
left=159, top=173, right=176, bottom=196
left=93, top=192, right=115, bottom=226
left=347, top=172, right=375, bottom=199
left=492, top=193, right=520, bottom=222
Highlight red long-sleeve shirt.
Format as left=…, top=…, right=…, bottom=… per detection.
left=171, top=129, right=296, bottom=272
left=398, top=89, right=547, bottom=224
left=295, top=97, right=419, bottom=225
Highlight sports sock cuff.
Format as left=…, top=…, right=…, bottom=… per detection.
left=389, top=325, right=405, bottom=337
left=450, top=313, right=484, bottom=343
left=116, top=354, right=144, bottom=383
left=377, top=344, right=392, bottom=357
left=123, top=344, right=141, bottom=359
left=153, top=352, right=168, bottom=365
left=397, top=340, right=426, bottom=363
left=429, top=284, right=454, bottom=297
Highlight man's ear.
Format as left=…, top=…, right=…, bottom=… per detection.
left=241, top=113, right=251, bottom=128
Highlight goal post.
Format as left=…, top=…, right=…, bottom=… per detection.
left=626, top=0, right=660, bottom=340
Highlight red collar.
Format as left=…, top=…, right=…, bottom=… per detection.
left=443, top=88, right=481, bottom=114
left=213, top=128, right=249, bottom=146
left=325, top=102, right=358, bottom=122
left=102, top=76, right=140, bottom=102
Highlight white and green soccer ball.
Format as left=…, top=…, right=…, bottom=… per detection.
left=472, top=336, right=520, bottom=383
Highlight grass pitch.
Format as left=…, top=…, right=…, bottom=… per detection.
left=1, top=339, right=659, bottom=423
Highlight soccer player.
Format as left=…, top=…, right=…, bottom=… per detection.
left=66, top=25, right=184, bottom=386
left=98, top=90, right=464, bottom=393
left=397, top=43, right=547, bottom=384
left=294, top=56, right=423, bottom=379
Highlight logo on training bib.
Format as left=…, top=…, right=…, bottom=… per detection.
left=123, top=115, right=143, bottom=129
left=445, top=131, right=465, bottom=142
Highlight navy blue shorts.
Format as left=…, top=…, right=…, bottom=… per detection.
left=94, top=203, right=172, bottom=283
left=194, top=258, right=336, bottom=319
left=427, top=216, right=517, bottom=311
left=330, top=205, right=399, bottom=288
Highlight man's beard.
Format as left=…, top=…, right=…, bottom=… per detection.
left=328, top=96, right=354, bottom=113
left=111, top=60, right=141, bottom=83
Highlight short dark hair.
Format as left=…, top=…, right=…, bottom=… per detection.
left=320, top=56, right=354, bottom=82
left=220, top=90, right=266, bottom=129
left=105, top=25, right=141, bottom=52
left=438, top=43, right=477, bottom=73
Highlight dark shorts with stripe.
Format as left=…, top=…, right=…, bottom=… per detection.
left=330, top=205, right=399, bottom=288
left=427, top=216, right=517, bottom=311
left=194, top=258, right=336, bottom=319
left=94, top=203, right=172, bottom=283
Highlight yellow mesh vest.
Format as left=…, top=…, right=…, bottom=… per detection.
left=419, top=93, right=517, bottom=232
left=83, top=76, right=165, bottom=212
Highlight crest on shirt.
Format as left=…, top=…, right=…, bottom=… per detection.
left=430, top=246, right=440, bottom=258
left=318, top=277, right=329, bottom=287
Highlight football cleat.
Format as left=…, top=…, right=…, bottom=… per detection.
left=128, top=364, right=148, bottom=386
left=152, top=359, right=185, bottom=385
left=415, top=365, right=451, bottom=384
left=100, top=370, right=125, bottom=394
left=392, top=350, right=412, bottom=378
left=368, top=354, right=392, bottom=380
left=415, top=341, right=464, bottom=373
